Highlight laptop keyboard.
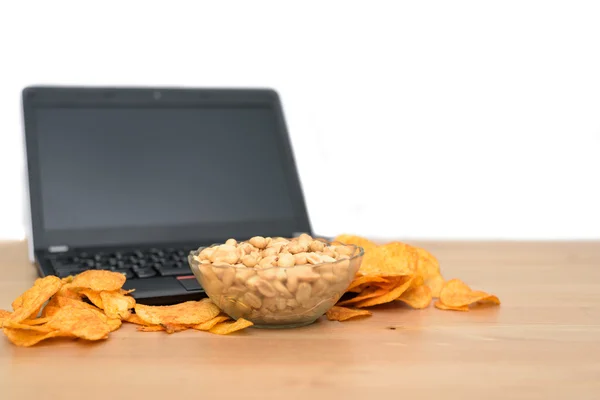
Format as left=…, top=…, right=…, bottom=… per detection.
left=46, top=247, right=198, bottom=279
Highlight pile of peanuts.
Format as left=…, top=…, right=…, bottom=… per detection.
left=192, top=234, right=359, bottom=323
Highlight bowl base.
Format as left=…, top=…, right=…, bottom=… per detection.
left=251, top=319, right=318, bottom=329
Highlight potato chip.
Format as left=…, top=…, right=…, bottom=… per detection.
left=41, top=305, right=61, bottom=318
left=56, top=283, right=82, bottom=300
left=2, top=327, right=65, bottom=347
left=326, top=306, right=372, bottom=321
left=162, top=323, right=189, bottom=334
left=0, top=309, right=11, bottom=324
left=1, top=321, right=55, bottom=332
left=135, top=299, right=220, bottom=325
left=397, top=285, right=432, bottom=309
left=123, top=313, right=150, bottom=326
left=337, top=286, right=390, bottom=306
left=8, top=276, right=62, bottom=323
left=345, top=275, right=390, bottom=292
left=46, top=307, right=110, bottom=341
left=359, top=242, right=418, bottom=277
left=137, top=325, right=165, bottom=332
left=333, top=234, right=377, bottom=251
left=100, top=291, right=135, bottom=319
left=209, top=318, right=253, bottom=335
left=18, top=317, right=51, bottom=326
left=49, top=296, right=102, bottom=312
left=426, top=274, right=445, bottom=298
left=71, top=270, right=126, bottom=292
left=107, top=318, right=122, bottom=332
left=192, top=315, right=231, bottom=331
left=79, top=289, right=104, bottom=308
left=61, top=276, right=74, bottom=284
left=434, top=300, right=469, bottom=312
left=439, top=279, right=500, bottom=308
left=353, top=276, right=414, bottom=308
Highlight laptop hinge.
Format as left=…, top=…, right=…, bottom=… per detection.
left=48, top=245, right=69, bottom=253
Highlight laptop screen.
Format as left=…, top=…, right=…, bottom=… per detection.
left=25, top=89, right=311, bottom=249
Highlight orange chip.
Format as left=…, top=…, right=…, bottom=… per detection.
left=192, top=315, right=231, bottom=331
left=61, top=276, right=74, bottom=284
left=162, top=323, right=189, bottom=334
left=123, top=313, right=150, bottom=326
left=397, top=285, right=432, bottom=309
left=8, top=276, right=62, bottom=323
left=46, top=307, right=110, bottom=341
left=434, top=300, right=469, bottom=312
left=18, top=317, right=51, bottom=326
left=353, top=276, right=414, bottom=308
left=135, top=299, right=220, bottom=326
left=0, top=309, right=11, bottom=325
left=1, top=321, right=55, bottom=333
left=100, top=291, right=135, bottom=319
left=48, top=296, right=102, bottom=312
left=137, top=325, right=165, bottom=332
left=346, top=275, right=390, bottom=292
left=56, top=283, right=82, bottom=300
left=333, top=234, right=377, bottom=252
left=79, top=289, right=104, bottom=309
left=326, top=306, right=372, bottom=321
left=107, top=318, right=122, bottom=332
left=71, top=270, right=126, bottom=292
left=359, top=242, right=418, bottom=277
left=41, top=305, right=61, bottom=318
left=439, top=279, right=500, bottom=308
left=209, top=318, right=253, bottom=335
left=2, top=327, right=65, bottom=347
left=426, top=274, right=445, bottom=298
left=337, top=286, right=390, bottom=306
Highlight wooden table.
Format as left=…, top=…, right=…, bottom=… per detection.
left=1, top=240, right=599, bottom=399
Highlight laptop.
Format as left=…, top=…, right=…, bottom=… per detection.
left=22, top=86, right=313, bottom=305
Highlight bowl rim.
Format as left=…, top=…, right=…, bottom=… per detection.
left=188, top=240, right=365, bottom=271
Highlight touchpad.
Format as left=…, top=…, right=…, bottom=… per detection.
left=177, top=275, right=203, bottom=292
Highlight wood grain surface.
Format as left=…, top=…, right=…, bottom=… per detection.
left=1, top=240, right=599, bottom=400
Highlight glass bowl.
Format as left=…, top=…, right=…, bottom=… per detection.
left=188, top=241, right=364, bottom=329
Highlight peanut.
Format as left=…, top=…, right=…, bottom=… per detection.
left=277, top=253, right=295, bottom=268
left=249, top=236, right=267, bottom=249
left=256, top=279, right=276, bottom=297
left=309, top=240, right=325, bottom=252
left=241, top=254, right=259, bottom=268
left=295, top=282, right=312, bottom=306
left=225, top=238, right=238, bottom=246
left=294, top=252, right=308, bottom=265
left=243, top=292, right=262, bottom=309
left=258, top=255, right=277, bottom=268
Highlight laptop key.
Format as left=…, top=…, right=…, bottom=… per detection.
left=135, top=267, right=157, bottom=279
left=159, top=267, right=193, bottom=277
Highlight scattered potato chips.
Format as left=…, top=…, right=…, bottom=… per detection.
left=333, top=234, right=499, bottom=315
left=1, top=235, right=499, bottom=346
left=326, top=306, right=372, bottom=321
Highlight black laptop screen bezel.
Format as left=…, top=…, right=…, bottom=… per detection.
left=23, top=86, right=312, bottom=251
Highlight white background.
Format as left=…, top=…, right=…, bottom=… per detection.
left=1, top=1, right=599, bottom=241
